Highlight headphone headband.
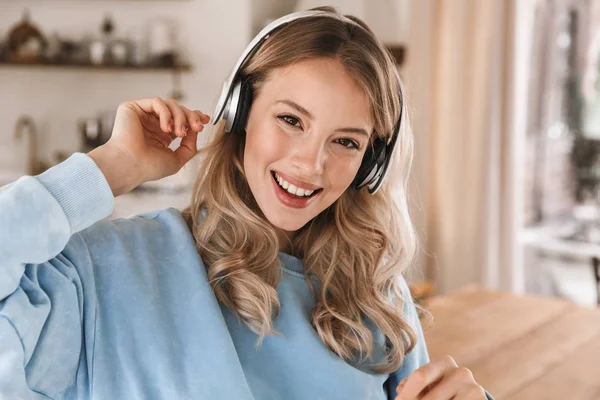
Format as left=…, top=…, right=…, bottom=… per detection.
left=211, top=10, right=403, bottom=194
left=212, top=10, right=360, bottom=124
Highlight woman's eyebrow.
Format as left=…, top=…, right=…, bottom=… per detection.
left=276, top=99, right=314, bottom=119
left=335, top=127, right=369, bottom=137
left=275, top=99, right=369, bottom=137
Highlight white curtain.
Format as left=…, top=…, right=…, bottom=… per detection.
left=405, top=0, right=532, bottom=294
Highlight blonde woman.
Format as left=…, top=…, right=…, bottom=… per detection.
left=0, top=7, right=494, bottom=400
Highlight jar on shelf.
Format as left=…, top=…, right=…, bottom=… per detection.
left=6, top=9, right=47, bottom=63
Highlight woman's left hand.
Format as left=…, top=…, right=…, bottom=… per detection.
left=395, top=355, right=487, bottom=400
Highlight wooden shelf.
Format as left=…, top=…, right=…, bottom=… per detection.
left=0, top=60, right=191, bottom=72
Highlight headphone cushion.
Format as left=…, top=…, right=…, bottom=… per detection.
left=230, top=76, right=254, bottom=134
left=354, top=137, right=387, bottom=188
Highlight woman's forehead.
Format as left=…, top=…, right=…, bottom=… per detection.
left=259, top=59, right=373, bottom=128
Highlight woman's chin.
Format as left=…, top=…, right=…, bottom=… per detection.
left=265, top=211, right=309, bottom=233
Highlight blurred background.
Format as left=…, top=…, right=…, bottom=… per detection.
left=2, top=0, right=600, bottom=307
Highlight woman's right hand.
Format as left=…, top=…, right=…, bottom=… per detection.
left=88, top=97, right=210, bottom=196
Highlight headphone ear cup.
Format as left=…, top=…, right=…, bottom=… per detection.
left=353, top=137, right=387, bottom=189
left=229, top=76, right=254, bottom=134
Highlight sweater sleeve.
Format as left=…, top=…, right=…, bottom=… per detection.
left=384, top=277, right=495, bottom=400
left=385, top=276, right=430, bottom=399
left=0, top=153, right=114, bottom=398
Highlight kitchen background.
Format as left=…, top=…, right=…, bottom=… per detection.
left=3, top=0, right=600, bottom=309
left=0, top=0, right=408, bottom=214
left=0, top=0, right=253, bottom=214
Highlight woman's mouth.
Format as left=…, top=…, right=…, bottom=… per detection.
left=270, top=171, right=323, bottom=209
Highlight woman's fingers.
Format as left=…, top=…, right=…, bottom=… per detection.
left=131, top=97, right=173, bottom=133
left=394, top=379, right=407, bottom=399
left=130, top=97, right=209, bottom=139
left=198, top=110, right=211, bottom=124
left=397, top=355, right=458, bottom=400
left=127, top=97, right=209, bottom=159
left=165, top=98, right=189, bottom=137
left=181, top=106, right=210, bottom=133
left=175, top=129, right=199, bottom=166
left=419, top=368, right=483, bottom=400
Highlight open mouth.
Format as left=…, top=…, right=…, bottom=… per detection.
left=270, top=171, right=323, bottom=199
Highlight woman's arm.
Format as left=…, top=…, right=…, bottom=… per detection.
left=1, top=95, right=207, bottom=305
left=385, top=276, right=430, bottom=398
left=0, top=97, right=208, bottom=397
left=0, top=153, right=114, bottom=397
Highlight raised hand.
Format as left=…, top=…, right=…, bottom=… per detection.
left=89, top=97, right=210, bottom=196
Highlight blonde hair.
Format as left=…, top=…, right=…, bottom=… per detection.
left=183, top=6, right=418, bottom=374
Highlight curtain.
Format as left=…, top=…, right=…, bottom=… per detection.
left=406, top=0, right=531, bottom=294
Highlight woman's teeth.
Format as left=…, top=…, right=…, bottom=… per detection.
left=274, top=172, right=316, bottom=197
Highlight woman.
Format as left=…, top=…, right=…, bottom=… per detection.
left=0, top=7, right=494, bottom=400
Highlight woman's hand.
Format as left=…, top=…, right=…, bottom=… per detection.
left=89, top=97, right=210, bottom=196
left=395, top=355, right=487, bottom=400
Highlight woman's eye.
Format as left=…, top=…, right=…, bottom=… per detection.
left=278, top=115, right=301, bottom=128
left=335, top=138, right=360, bottom=150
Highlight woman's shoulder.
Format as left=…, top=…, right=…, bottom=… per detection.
left=77, top=207, right=194, bottom=251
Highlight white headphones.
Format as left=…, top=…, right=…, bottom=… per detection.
left=211, top=10, right=403, bottom=194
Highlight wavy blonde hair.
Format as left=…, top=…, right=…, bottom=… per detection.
left=183, top=6, right=418, bottom=374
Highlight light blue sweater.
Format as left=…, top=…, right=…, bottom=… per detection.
left=0, top=153, right=493, bottom=400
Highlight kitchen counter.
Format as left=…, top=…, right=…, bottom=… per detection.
left=520, top=214, right=600, bottom=307
left=111, top=187, right=194, bottom=219
left=0, top=168, right=194, bottom=220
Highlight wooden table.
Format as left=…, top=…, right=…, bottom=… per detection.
left=422, top=285, right=600, bottom=400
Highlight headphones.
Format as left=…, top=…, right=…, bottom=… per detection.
left=211, top=10, right=403, bottom=194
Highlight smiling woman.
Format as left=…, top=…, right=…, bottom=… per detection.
left=0, top=6, right=493, bottom=400
left=243, top=58, right=373, bottom=232
left=185, top=8, right=417, bottom=376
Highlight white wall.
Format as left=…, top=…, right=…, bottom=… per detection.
left=293, top=0, right=410, bottom=44
left=250, top=0, right=298, bottom=37
left=0, top=0, right=250, bottom=173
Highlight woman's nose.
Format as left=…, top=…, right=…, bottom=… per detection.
left=290, top=139, right=325, bottom=177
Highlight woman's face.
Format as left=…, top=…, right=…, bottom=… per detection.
left=243, top=58, right=373, bottom=233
